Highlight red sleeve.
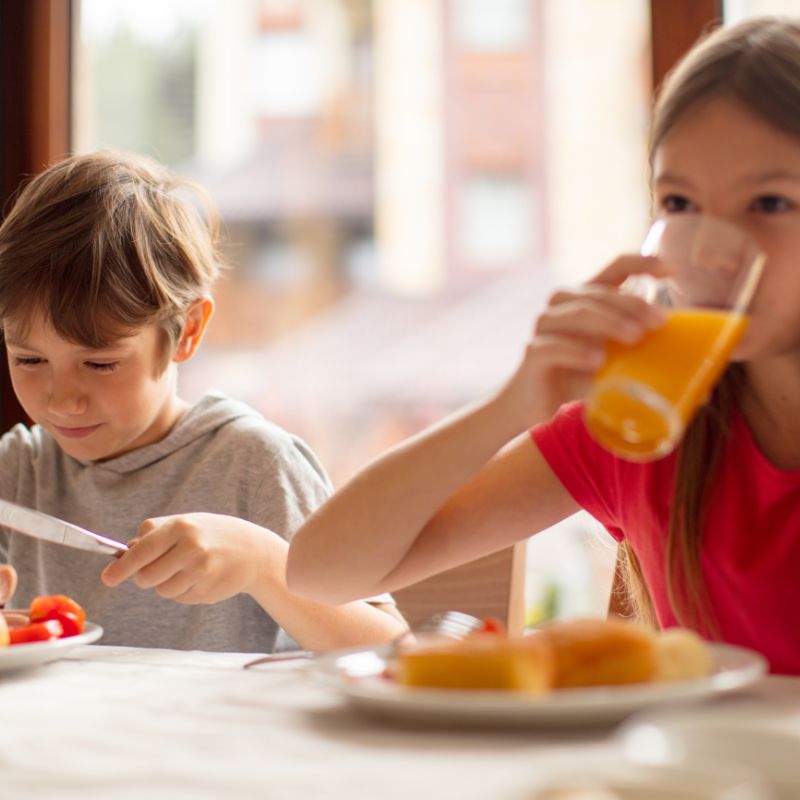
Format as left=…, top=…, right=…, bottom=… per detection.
left=530, top=401, right=628, bottom=542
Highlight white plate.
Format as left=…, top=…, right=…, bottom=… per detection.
left=0, top=622, right=103, bottom=673
left=619, top=705, right=800, bottom=800
left=310, top=643, right=768, bottom=726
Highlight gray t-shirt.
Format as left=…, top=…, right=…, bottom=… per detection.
left=0, top=391, right=355, bottom=653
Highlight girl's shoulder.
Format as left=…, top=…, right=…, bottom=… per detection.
left=531, top=401, right=677, bottom=537
left=728, top=408, right=800, bottom=482
left=531, top=400, right=677, bottom=480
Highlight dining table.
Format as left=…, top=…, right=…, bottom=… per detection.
left=1, top=641, right=799, bottom=800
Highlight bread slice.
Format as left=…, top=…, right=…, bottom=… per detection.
left=536, top=618, right=658, bottom=688
left=397, top=632, right=554, bottom=693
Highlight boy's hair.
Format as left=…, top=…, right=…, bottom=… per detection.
left=621, top=17, right=800, bottom=634
left=0, top=150, right=224, bottom=355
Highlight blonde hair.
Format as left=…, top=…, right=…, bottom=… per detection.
left=0, top=150, right=225, bottom=354
left=620, top=17, right=800, bottom=634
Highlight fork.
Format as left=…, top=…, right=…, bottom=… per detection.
left=242, top=610, right=483, bottom=670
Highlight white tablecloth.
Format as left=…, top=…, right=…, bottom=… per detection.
left=0, top=645, right=798, bottom=800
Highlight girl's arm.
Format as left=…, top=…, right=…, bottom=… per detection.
left=287, top=256, right=668, bottom=603
left=286, top=394, right=580, bottom=604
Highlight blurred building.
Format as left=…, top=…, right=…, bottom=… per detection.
left=74, top=0, right=652, bottom=618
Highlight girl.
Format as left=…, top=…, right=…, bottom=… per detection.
left=287, top=16, right=800, bottom=674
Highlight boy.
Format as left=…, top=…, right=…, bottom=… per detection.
left=0, top=151, right=406, bottom=652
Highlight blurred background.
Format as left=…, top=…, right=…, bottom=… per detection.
left=66, top=0, right=798, bottom=623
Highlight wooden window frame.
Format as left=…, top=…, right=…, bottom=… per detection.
left=0, top=0, right=72, bottom=431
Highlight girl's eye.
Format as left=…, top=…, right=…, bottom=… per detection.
left=660, top=194, right=695, bottom=213
left=750, top=195, right=793, bottom=213
left=13, top=357, right=43, bottom=367
left=85, top=361, right=119, bottom=373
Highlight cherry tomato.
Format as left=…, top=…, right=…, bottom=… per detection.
left=9, top=619, right=63, bottom=645
left=29, top=595, right=86, bottom=637
left=478, top=616, right=506, bottom=635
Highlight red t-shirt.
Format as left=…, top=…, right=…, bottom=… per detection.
left=531, top=401, right=800, bottom=674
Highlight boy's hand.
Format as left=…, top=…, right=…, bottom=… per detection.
left=0, top=565, right=17, bottom=607
left=101, top=514, right=277, bottom=604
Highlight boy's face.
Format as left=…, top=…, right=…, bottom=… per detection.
left=4, top=312, right=185, bottom=462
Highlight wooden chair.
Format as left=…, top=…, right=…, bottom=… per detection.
left=392, top=542, right=527, bottom=635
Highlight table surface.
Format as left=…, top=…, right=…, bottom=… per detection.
left=1, top=644, right=798, bottom=800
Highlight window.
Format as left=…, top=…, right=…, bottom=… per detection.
left=74, top=0, right=652, bottom=621
left=724, top=0, right=800, bottom=21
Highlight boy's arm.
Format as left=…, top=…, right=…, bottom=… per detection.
left=247, top=529, right=408, bottom=649
left=101, top=513, right=408, bottom=650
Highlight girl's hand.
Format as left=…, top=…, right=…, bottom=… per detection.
left=500, top=255, right=668, bottom=429
left=101, top=514, right=278, bottom=604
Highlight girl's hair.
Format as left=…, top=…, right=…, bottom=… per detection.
left=621, top=17, right=800, bottom=633
left=0, top=150, right=225, bottom=358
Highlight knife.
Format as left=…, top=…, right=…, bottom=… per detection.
left=0, top=498, right=128, bottom=556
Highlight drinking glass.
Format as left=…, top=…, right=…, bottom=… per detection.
left=584, top=214, right=765, bottom=461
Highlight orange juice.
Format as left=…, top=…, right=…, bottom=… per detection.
left=585, top=308, right=748, bottom=460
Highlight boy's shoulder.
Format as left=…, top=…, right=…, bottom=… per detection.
left=189, top=391, right=306, bottom=453
left=180, top=392, right=331, bottom=486
left=0, top=421, right=56, bottom=460
left=0, top=422, right=66, bottom=499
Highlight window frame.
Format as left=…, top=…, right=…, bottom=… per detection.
left=0, top=0, right=72, bottom=430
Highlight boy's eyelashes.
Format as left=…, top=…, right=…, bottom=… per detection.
left=12, top=356, right=120, bottom=373
left=85, top=361, right=119, bottom=373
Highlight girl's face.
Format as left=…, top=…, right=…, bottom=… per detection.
left=4, top=312, right=184, bottom=462
left=653, top=96, right=800, bottom=361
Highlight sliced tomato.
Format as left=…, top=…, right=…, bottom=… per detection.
left=478, top=616, right=506, bottom=635
left=9, top=619, right=63, bottom=645
left=29, top=595, right=86, bottom=637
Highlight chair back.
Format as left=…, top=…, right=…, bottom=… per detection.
left=392, top=542, right=527, bottom=635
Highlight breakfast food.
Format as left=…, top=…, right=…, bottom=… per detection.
left=652, top=627, right=714, bottom=682
left=536, top=617, right=658, bottom=688
left=1, top=593, right=86, bottom=647
left=398, top=632, right=554, bottom=693
left=395, top=617, right=714, bottom=693
left=30, top=594, right=86, bottom=637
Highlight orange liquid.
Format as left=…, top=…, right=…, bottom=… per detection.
left=585, top=309, right=748, bottom=460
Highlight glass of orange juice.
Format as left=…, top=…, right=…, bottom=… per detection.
left=585, top=214, right=765, bottom=461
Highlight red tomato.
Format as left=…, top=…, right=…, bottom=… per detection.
left=9, top=619, right=63, bottom=645
left=478, top=616, right=506, bottom=635
left=29, top=595, right=86, bottom=637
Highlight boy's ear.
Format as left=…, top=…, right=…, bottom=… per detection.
left=173, top=297, right=214, bottom=363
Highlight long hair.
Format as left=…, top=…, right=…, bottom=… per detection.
left=621, top=17, right=800, bottom=633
